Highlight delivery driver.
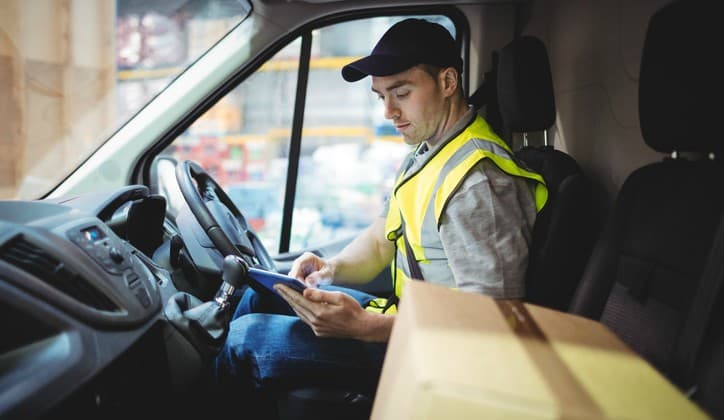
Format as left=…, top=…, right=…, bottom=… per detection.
left=214, top=18, right=547, bottom=413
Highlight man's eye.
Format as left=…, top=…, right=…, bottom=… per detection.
left=396, top=91, right=409, bottom=99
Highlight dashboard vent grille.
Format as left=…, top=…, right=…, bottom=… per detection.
left=0, top=236, right=119, bottom=312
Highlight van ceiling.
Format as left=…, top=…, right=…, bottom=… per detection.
left=118, top=0, right=251, bottom=17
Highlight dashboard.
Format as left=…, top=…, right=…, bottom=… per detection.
left=0, top=186, right=199, bottom=419
left=0, top=180, right=390, bottom=420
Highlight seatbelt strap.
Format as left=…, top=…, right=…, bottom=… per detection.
left=403, top=231, right=424, bottom=281
left=399, top=151, right=426, bottom=282
left=675, top=209, right=724, bottom=392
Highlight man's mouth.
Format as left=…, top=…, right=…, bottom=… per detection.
left=395, top=122, right=410, bottom=132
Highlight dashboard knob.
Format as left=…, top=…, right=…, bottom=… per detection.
left=109, top=247, right=124, bottom=263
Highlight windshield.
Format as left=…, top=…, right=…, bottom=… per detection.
left=0, top=0, right=251, bottom=200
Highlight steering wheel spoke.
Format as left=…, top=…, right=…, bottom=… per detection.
left=175, top=160, right=276, bottom=272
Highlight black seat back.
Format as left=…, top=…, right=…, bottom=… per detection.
left=569, top=1, right=723, bottom=415
left=515, top=146, right=596, bottom=311
left=496, top=35, right=598, bottom=311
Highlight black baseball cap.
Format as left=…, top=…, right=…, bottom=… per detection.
left=342, top=18, right=463, bottom=82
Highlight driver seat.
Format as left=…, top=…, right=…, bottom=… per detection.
left=495, top=35, right=600, bottom=311
left=277, top=388, right=372, bottom=420
left=279, top=33, right=597, bottom=420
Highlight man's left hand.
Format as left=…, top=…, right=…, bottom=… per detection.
left=274, top=284, right=379, bottom=341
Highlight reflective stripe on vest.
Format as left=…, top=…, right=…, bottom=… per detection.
left=379, top=115, right=548, bottom=308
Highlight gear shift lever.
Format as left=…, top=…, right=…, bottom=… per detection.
left=164, top=254, right=249, bottom=359
left=214, top=254, right=248, bottom=309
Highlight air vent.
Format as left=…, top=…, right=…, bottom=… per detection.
left=0, top=236, right=119, bottom=312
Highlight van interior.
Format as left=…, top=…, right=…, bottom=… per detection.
left=0, top=0, right=721, bottom=419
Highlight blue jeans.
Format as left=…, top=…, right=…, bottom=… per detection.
left=213, top=285, right=387, bottom=406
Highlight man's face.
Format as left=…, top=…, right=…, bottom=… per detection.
left=371, top=66, right=447, bottom=146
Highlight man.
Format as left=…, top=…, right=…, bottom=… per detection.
left=214, top=17, right=547, bottom=412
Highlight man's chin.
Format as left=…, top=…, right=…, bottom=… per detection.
left=402, top=135, right=421, bottom=146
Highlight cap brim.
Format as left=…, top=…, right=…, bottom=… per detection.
left=341, top=55, right=418, bottom=82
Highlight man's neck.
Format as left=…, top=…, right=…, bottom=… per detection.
left=426, top=98, right=471, bottom=148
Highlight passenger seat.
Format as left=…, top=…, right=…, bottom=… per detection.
left=569, top=0, right=724, bottom=416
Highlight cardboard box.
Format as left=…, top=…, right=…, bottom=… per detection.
left=371, top=281, right=709, bottom=419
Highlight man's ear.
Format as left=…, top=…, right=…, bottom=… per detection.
left=439, top=67, right=459, bottom=97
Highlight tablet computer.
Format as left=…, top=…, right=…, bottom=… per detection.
left=247, top=267, right=307, bottom=297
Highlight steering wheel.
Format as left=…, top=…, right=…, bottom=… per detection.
left=175, top=160, right=276, bottom=271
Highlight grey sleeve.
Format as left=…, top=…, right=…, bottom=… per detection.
left=438, top=159, right=537, bottom=299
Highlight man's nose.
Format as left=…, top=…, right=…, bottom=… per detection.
left=383, top=99, right=399, bottom=120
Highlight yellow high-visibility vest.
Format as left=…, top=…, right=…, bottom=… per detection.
left=366, top=115, right=547, bottom=314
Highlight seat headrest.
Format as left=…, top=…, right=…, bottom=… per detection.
left=639, top=0, right=722, bottom=154
left=497, top=36, right=556, bottom=133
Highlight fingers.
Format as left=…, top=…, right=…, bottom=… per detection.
left=274, top=283, right=305, bottom=305
left=288, top=252, right=322, bottom=281
left=303, top=288, right=343, bottom=305
left=303, top=271, right=330, bottom=288
left=274, top=284, right=316, bottom=323
left=287, top=254, right=306, bottom=280
left=288, top=252, right=335, bottom=287
left=274, top=285, right=339, bottom=329
left=275, top=285, right=366, bottom=339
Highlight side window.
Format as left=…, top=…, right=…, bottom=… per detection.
left=162, top=15, right=457, bottom=254
left=162, top=40, right=300, bottom=252
left=293, top=15, right=457, bottom=252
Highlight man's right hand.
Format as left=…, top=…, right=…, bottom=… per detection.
left=288, top=251, right=335, bottom=288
